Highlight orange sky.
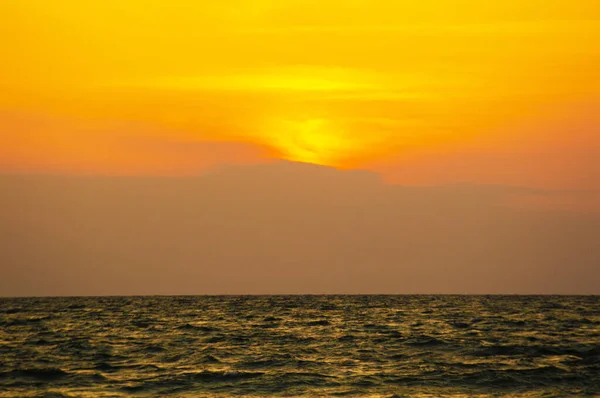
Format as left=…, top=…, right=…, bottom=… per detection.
left=2, top=0, right=600, bottom=191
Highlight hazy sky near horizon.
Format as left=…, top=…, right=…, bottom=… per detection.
left=2, top=163, right=599, bottom=296
left=1, top=1, right=600, bottom=295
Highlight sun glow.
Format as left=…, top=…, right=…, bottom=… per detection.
left=265, top=119, right=358, bottom=166
left=1, top=0, right=600, bottom=189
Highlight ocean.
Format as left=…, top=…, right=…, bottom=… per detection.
left=1, top=295, right=598, bottom=397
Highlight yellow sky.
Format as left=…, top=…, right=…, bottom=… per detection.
left=1, top=0, right=600, bottom=190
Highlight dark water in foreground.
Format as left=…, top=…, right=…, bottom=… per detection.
left=1, top=296, right=599, bottom=397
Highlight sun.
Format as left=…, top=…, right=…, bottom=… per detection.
left=265, top=118, right=357, bottom=167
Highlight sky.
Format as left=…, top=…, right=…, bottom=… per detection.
left=1, top=1, right=599, bottom=295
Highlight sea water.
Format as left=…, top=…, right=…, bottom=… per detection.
left=1, top=295, right=599, bottom=397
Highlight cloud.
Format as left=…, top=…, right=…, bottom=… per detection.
left=1, top=161, right=598, bottom=296
left=0, top=110, right=270, bottom=174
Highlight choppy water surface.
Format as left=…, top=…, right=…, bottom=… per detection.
left=1, top=295, right=599, bottom=397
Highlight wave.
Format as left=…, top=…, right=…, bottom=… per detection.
left=470, top=344, right=600, bottom=360
left=0, top=368, right=69, bottom=381
left=177, top=323, right=219, bottom=332
left=119, top=370, right=266, bottom=393
left=36, top=392, right=75, bottom=398
left=306, top=319, right=331, bottom=326
left=4, top=316, right=51, bottom=327
left=457, top=366, right=583, bottom=388
left=404, top=336, right=447, bottom=346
